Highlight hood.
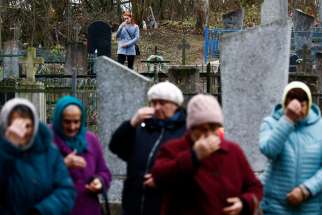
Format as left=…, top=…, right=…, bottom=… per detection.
left=282, top=81, right=312, bottom=110
left=271, top=103, right=321, bottom=126
left=0, top=98, right=39, bottom=150
left=52, top=96, right=87, bottom=153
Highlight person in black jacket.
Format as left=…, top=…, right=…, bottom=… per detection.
left=109, top=81, right=186, bottom=215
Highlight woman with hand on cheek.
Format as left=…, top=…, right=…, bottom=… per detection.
left=260, top=82, right=322, bottom=215
left=52, top=96, right=112, bottom=215
left=149, top=94, right=263, bottom=215
left=0, top=98, right=75, bottom=215
left=116, top=11, right=139, bottom=69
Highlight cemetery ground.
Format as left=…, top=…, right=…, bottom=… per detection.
left=111, top=24, right=205, bottom=71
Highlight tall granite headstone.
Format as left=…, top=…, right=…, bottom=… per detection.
left=222, top=9, right=244, bottom=29
left=261, top=0, right=288, bottom=25
left=88, top=21, right=112, bottom=57
left=2, top=40, right=20, bottom=80
left=292, top=9, right=314, bottom=53
left=220, top=19, right=292, bottom=172
left=96, top=57, right=151, bottom=210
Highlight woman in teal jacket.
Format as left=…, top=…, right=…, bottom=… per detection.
left=260, top=81, right=322, bottom=215
left=0, top=98, right=75, bottom=215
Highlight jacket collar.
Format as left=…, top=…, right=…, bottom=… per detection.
left=145, top=109, right=186, bottom=131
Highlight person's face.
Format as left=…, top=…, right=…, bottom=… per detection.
left=123, top=15, right=131, bottom=24
left=150, top=99, right=178, bottom=120
left=9, top=112, right=34, bottom=145
left=190, top=123, right=220, bottom=142
left=62, top=105, right=82, bottom=138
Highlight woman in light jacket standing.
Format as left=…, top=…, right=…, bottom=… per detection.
left=260, top=81, right=322, bottom=214
left=116, top=11, right=140, bottom=69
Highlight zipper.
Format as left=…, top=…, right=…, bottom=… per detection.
left=295, top=127, right=300, bottom=187
left=140, top=128, right=165, bottom=215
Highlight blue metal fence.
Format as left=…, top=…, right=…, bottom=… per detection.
left=203, top=27, right=241, bottom=63
left=204, top=26, right=322, bottom=64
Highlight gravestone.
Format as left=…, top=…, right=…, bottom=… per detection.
left=20, top=47, right=44, bottom=82
left=96, top=56, right=151, bottom=212
left=292, top=9, right=314, bottom=53
left=220, top=19, right=292, bottom=172
left=88, top=21, right=112, bottom=57
left=261, top=0, right=288, bottom=25
left=168, top=66, right=202, bottom=97
left=2, top=41, right=20, bottom=80
left=296, top=45, right=313, bottom=74
left=290, top=46, right=319, bottom=105
left=177, top=37, right=190, bottom=65
left=222, top=8, right=244, bottom=29
left=17, top=47, right=46, bottom=122
left=64, top=42, right=88, bottom=75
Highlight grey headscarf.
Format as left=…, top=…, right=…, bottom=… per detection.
left=0, top=98, right=39, bottom=150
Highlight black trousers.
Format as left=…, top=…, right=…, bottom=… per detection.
left=117, top=54, right=135, bottom=69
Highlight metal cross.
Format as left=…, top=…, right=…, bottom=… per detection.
left=9, top=23, right=21, bottom=42
left=177, top=37, right=190, bottom=65
left=73, top=23, right=82, bottom=42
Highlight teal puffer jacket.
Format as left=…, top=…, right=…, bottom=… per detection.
left=0, top=123, right=76, bottom=215
left=260, top=103, right=322, bottom=215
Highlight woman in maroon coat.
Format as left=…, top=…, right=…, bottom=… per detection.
left=147, top=94, right=263, bottom=215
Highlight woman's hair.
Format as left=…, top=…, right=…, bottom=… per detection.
left=9, top=105, right=34, bottom=125
left=286, top=88, right=309, bottom=103
left=123, top=11, right=132, bottom=18
left=123, top=11, right=136, bottom=24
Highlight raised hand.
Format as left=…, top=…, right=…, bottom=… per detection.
left=193, top=134, right=221, bottom=160
left=285, top=99, right=304, bottom=122
left=130, top=107, right=155, bottom=127
left=5, top=118, right=30, bottom=147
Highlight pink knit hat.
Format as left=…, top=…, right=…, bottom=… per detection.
left=187, top=94, right=224, bottom=129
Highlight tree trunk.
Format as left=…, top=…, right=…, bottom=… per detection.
left=194, top=0, right=209, bottom=31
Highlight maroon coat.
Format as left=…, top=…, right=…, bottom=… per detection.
left=151, top=134, right=263, bottom=215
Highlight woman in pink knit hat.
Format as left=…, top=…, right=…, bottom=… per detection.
left=148, top=94, right=263, bottom=215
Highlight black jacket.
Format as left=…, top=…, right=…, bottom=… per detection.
left=109, top=110, right=186, bottom=215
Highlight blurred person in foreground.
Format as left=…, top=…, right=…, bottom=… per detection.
left=52, top=96, right=112, bottom=215
left=110, top=81, right=186, bottom=215
left=149, top=94, right=263, bottom=215
left=0, top=98, right=75, bottom=214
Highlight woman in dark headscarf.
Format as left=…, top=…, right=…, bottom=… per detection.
left=52, top=96, right=112, bottom=215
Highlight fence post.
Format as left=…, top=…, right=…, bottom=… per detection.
left=204, top=27, right=209, bottom=64
left=206, top=62, right=211, bottom=93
